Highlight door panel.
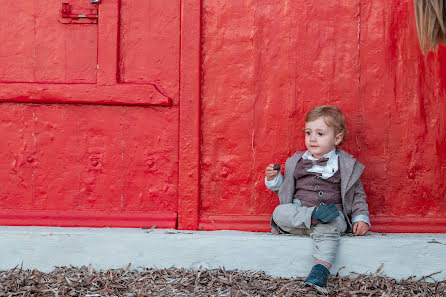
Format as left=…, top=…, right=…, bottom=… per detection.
left=121, top=108, right=178, bottom=213
left=32, top=105, right=80, bottom=211
left=0, top=0, right=97, bottom=83
left=120, top=0, right=180, bottom=92
left=0, top=104, right=35, bottom=209
left=0, top=0, right=172, bottom=106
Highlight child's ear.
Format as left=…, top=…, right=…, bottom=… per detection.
left=335, top=133, right=344, bottom=146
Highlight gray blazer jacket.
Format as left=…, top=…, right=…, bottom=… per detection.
left=274, top=148, right=369, bottom=231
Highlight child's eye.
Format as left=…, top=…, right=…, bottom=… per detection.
left=317, top=132, right=324, bottom=136
left=305, top=131, right=311, bottom=136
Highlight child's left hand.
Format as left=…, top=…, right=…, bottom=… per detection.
left=353, top=221, right=369, bottom=236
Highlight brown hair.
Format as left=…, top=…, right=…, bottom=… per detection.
left=305, top=105, right=348, bottom=145
left=414, top=0, right=446, bottom=54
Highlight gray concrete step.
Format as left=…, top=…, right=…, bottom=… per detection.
left=1, top=227, right=445, bottom=281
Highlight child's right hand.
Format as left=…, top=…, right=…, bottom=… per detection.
left=265, top=164, right=280, bottom=181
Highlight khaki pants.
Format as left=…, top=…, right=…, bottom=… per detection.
left=272, top=201, right=347, bottom=265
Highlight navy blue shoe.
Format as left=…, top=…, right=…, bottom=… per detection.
left=304, top=264, right=330, bottom=287
left=312, top=203, right=339, bottom=224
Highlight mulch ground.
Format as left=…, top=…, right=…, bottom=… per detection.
left=0, top=265, right=445, bottom=297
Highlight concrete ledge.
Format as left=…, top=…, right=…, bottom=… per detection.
left=1, top=227, right=445, bottom=281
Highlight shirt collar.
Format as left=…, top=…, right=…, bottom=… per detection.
left=302, top=148, right=337, bottom=161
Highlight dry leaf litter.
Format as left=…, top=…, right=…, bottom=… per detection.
left=1, top=264, right=445, bottom=297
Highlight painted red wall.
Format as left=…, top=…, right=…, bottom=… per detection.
left=199, top=0, right=446, bottom=233
left=0, top=0, right=445, bottom=232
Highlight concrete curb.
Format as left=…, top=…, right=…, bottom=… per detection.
left=1, top=227, right=445, bottom=281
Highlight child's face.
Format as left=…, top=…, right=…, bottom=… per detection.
left=304, top=117, right=343, bottom=159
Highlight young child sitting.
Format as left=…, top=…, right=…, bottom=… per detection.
left=265, top=105, right=370, bottom=287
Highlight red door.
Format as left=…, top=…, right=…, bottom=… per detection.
left=0, top=0, right=201, bottom=228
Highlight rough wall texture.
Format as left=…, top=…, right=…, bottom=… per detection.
left=0, top=0, right=445, bottom=232
left=200, top=0, right=446, bottom=232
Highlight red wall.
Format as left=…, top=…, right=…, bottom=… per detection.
left=199, top=0, right=446, bottom=233
left=0, top=0, right=445, bottom=232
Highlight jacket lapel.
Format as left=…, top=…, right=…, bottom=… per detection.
left=285, top=151, right=304, bottom=181
left=291, top=151, right=304, bottom=166
left=338, top=149, right=360, bottom=198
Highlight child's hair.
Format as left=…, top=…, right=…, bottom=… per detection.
left=305, top=105, right=348, bottom=145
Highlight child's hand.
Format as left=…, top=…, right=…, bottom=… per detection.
left=353, top=221, right=369, bottom=236
left=265, top=164, right=280, bottom=181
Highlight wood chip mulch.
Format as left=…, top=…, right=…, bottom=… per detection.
left=0, top=265, right=445, bottom=297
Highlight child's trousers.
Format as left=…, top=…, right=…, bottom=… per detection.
left=272, top=201, right=347, bottom=265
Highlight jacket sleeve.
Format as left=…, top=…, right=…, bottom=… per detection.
left=350, top=179, right=370, bottom=225
left=277, top=156, right=296, bottom=205
left=264, top=173, right=284, bottom=192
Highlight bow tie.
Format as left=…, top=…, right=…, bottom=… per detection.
left=302, top=157, right=329, bottom=169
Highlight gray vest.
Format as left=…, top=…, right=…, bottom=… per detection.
left=293, top=159, right=343, bottom=211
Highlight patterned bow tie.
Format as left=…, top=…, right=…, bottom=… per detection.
left=302, top=157, right=329, bottom=169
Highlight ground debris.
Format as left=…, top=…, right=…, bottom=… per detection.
left=0, top=266, right=444, bottom=297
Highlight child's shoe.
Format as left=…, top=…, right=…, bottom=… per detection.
left=312, top=203, right=339, bottom=224
left=304, top=264, right=330, bottom=287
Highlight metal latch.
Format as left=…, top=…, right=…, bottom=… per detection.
left=60, top=2, right=98, bottom=24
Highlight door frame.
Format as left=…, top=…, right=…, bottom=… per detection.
left=178, top=0, right=201, bottom=230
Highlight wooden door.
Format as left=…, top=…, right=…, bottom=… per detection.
left=0, top=0, right=201, bottom=229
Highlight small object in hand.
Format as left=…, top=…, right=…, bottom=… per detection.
left=273, top=164, right=281, bottom=171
